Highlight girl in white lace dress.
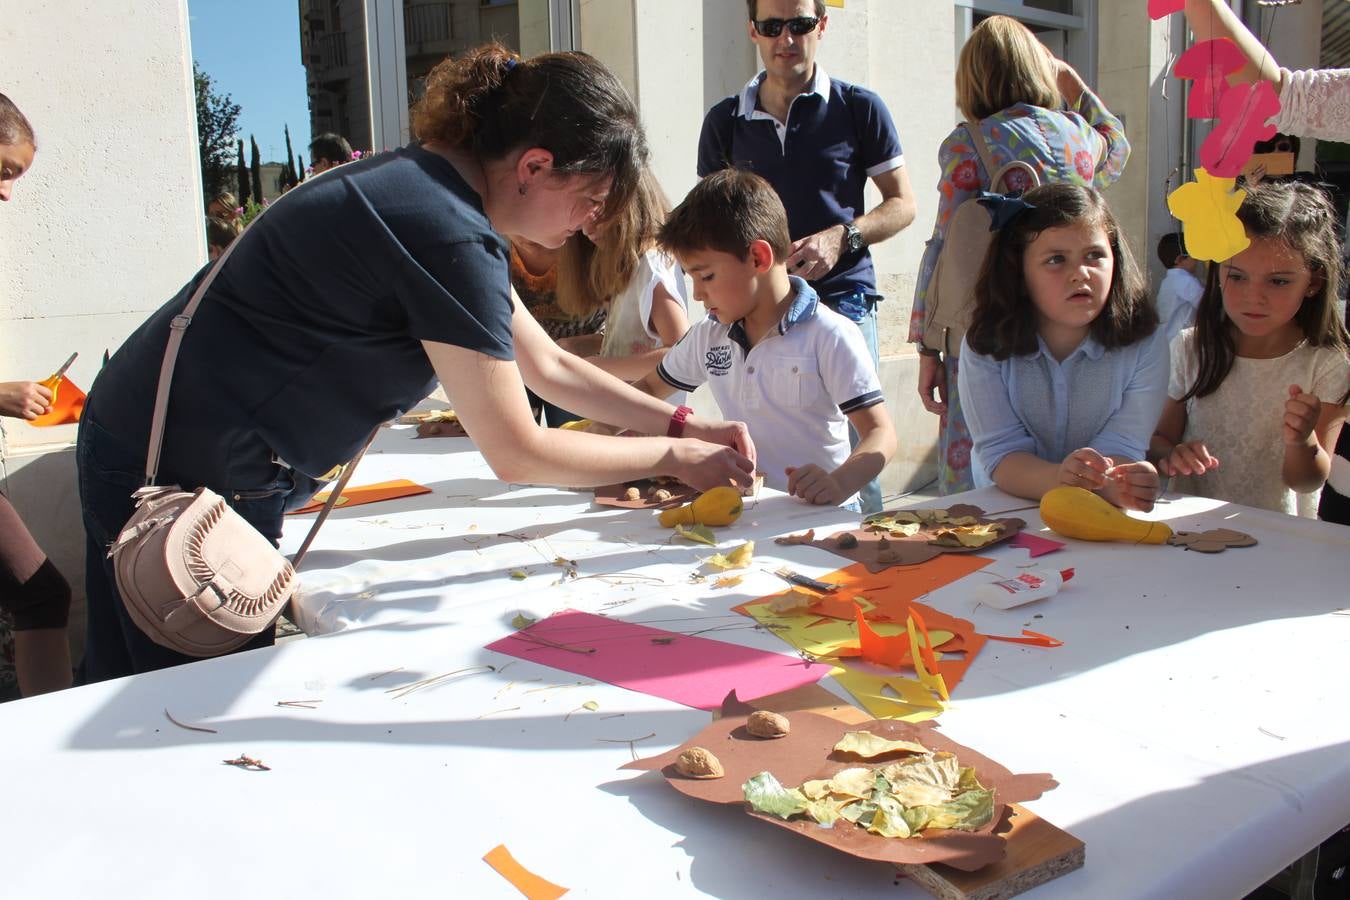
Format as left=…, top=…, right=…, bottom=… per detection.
left=553, top=168, right=690, bottom=388
left=1152, top=183, right=1350, bottom=517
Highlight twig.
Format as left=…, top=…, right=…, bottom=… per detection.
left=477, top=706, right=521, bottom=719
left=222, top=754, right=270, bottom=771
left=524, top=681, right=594, bottom=695
left=597, top=731, right=657, bottom=761
left=165, top=708, right=217, bottom=734
left=275, top=700, right=322, bottom=709
left=386, top=664, right=496, bottom=700
left=368, top=666, right=405, bottom=681
left=1258, top=726, right=1287, bottom=741
left=508, top=632, right=596, bottom=654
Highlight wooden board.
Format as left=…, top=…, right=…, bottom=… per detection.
left=734, top=683, right=1084, bottom=899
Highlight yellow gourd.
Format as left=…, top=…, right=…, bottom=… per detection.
left=658, top=486, right=744, bottom=528
left=1039, top=486, right=1172, bottom=544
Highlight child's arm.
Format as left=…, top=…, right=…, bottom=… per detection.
left=1149, top=397, right=1220, bottom=477
left=629, top=366, right=679, bottom=401
left=565, top=281, right=691, bottom=383
left=1183, top=0, right=1284, bottom=91
left=786, top=404, right=897, bottom=506
left=1282, top=385, right=1343, bottom=493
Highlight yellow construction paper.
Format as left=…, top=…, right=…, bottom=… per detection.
left=829, top=666, right=944, bottom=723
left=1166, top=168, right=1249, bottom=262
left=741, top=602, right=951, bottom=660
left=907, top=614, right=950, bottom=703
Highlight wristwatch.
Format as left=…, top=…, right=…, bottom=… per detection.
left=841, top=222, right=865, bottom=254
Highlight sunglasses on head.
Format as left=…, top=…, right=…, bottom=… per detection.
left=752, top=15, right=820, bottom=38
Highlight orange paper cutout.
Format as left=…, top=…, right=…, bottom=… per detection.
left=906, top=608, right=950, bottom=702
left=30, top=375, right=85, bottom=427
left=986, top=629, right=1064, bottom=648
left=286, top=479, right=432, bottom=515
left=483, top=845, right=568, bottom=900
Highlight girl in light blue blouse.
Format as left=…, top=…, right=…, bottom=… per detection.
left=957, top=183, right=1166, bottom=511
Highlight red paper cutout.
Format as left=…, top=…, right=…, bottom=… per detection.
left=1008, top=532, right=1065, bottom=558
left=1174, top=39, right=1245, bottom=119
left=1199, top=80, right=1280, bottom=177
left=1148, top=0, right=1184, bottom=20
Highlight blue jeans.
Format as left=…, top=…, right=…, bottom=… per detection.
left=75, top=412, right=295, bottom=683
left=824, top=291, right=884, bottom=515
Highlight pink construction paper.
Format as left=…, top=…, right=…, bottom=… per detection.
left=1148, top=0, right=1184, bottom=19
left=486, top=609, right=829, bottom=710
left=1009, top=532, right=1066, bottom=558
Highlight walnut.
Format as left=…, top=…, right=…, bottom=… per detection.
left=746, top=710, right=790, bottom=739
left=836, top=533, right=859, bottom=550
left=674, top=746, right=724, bottom=779
left=877, top=550, right=902, bottom=564
left=653, top=489, right=673, bottom=502
left=623, top=486, right=641, bottom=501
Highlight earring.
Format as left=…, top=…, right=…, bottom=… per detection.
left=518, top=183, right=528, bottom=196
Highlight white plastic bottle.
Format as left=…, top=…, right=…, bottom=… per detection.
left=977, top=567, right=1075, bottom=609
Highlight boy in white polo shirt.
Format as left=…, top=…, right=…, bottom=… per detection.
left=631, top=169, right=896, bottom=506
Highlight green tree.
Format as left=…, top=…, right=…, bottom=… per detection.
left=193, top=62, right=241, bottom=201
left=249, top=135, right=262, bottom=205
left=235, top=139, right=248, bottom=209
left=283, top=124, right=298, bottom=190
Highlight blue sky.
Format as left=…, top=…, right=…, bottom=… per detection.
left=188, top=0, right=313, bottom=166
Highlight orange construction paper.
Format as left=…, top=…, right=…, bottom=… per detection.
left=907, top=608, right=950, bottom=702
left=742, top=557, right=992, bottom=623
left=483, top=845, right=568, bottom=900
left=286, top=479, right=432, bottom=515
left=986, top=628, right=1064, bottom=648
left=30, top=375, right=85, bottom=427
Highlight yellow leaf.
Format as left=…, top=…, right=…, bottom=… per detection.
left=714, top=575, right=744, bottom=588
left=707, top=541, right=755, bottom=570
left=833, top=731, right=931, bottom=759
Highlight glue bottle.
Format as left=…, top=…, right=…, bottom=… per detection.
left=976, top=567, right=1074, bottom=609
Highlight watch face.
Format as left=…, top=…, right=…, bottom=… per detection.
left=846, top=226, right=863, bottom=253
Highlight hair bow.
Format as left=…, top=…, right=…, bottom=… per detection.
left=976, top=191, right=1036, bottom=231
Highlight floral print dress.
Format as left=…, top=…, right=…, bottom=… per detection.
left=910, top=91, right=1130, bottom=494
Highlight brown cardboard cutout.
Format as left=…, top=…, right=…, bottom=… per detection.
left=1167, top=528, right=1257, bottom=553
left=593, top=478, right=699, bottom=510
left=808, top=505, right=1025, bottom=572
left=623, top=696, right=1056, bottom=871
left=399, top=410, right=470, bottom=439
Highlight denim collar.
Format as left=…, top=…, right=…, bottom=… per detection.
left=737, top=65, right=831, bottom=119
left=726, top=277, right=819, bottom=353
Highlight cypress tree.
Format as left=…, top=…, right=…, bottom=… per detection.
left=283, top=124, right=297, bottom=190
left=235, top=139, right=248, bottom=209
left=249, top=135, right=262, bottom=205
left=297, top=155, right=306, bottom=181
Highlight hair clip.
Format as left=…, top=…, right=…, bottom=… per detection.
left=976, top=191, right=1036, bottom=231
left=505, top=57, right=520, bottom=72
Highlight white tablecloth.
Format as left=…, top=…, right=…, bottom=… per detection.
left=3, top=424, right=1349, bottom=899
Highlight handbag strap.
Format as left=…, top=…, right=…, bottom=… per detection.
left=142, top=198, right=375, bottom=572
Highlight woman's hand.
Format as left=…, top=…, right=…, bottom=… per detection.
left=0, top=381, right=53, bottom=420
left=1098, top=460, right=1161, bottom=512
left=1283, top=385, right=1321, bottom=447
left=1057, top=447, right=1112, bottom=490
left=1160, top=439, right=1219, bottom=477
left=670, top=439, right=755, bottom=492
left=685, top=417, right=757, bottom=468
left=917, top=353, right=948, bottom=415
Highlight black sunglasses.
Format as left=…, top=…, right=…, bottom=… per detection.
left=752, top=16, right=820, bottom=38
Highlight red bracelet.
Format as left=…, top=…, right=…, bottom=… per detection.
left=667, top=404, right=693, bottom=438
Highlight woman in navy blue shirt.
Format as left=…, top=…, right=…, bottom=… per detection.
left=77, top=45, right=756, bottom=681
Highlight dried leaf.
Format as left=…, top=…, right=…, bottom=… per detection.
left=929, top=522, right=1003, bottom=548
left=766, top=590, right=814, bottom=614
left=742, top=772, right=807, bottom=820
left=824, top=767, right=879, bottom=799
left=713, top=575, right=744, bottom=589
left=773, top=529, right=815, bottom=545
left=675, top=523, right=717, bottom=546
left=707, top=541, right=754, bottom=570
left=509, top=569, right=529, bottom=580
left=510, top=613, right=536, bottom=629
left=582, top=700, right=599, bottom=711
left=833, top=731, right=930, bottom=759
left=865, top=518, right=922, bottom=537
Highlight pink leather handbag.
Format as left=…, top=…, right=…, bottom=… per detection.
left=107, top=204, right=372, bottom=657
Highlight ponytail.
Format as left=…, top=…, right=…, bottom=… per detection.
left=412, top=43, right=646, bottom=221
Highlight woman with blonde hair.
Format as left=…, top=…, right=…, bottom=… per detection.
left=910, top=15, right=1130, bottom=493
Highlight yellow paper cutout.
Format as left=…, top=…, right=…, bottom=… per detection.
left=907, top=614, right=950, bottom=702
left=1166, top=168, right=1249, bottom=262
left=829, top=667, right=944, bottom=722
left=741, top=602, right=951, bottom=660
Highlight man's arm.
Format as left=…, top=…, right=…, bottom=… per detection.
left=785, top=165, right=917, bottom=281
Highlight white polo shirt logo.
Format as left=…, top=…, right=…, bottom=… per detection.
left=705, top=345, right=734, bottom=376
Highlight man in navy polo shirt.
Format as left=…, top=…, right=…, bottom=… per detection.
left=697, top=0, right=916, bottom=513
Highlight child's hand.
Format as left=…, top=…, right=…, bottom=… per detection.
left=785, top=465, right=847, bottom=506
left=1057, top=448, right=1112, bottom=490
left=1283, top=385, right=1321, bottom=447
left=1160, top=440, right=1220, bottom=477
left=0, top=381, right=53, bottom=420
left=1099, top=461, right=1161, bottom=512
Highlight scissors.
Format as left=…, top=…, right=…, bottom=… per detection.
left=46, top=352, right=78, bottom=384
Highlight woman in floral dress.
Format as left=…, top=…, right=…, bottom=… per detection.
left=911, top=16, right=1130, bottom=493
